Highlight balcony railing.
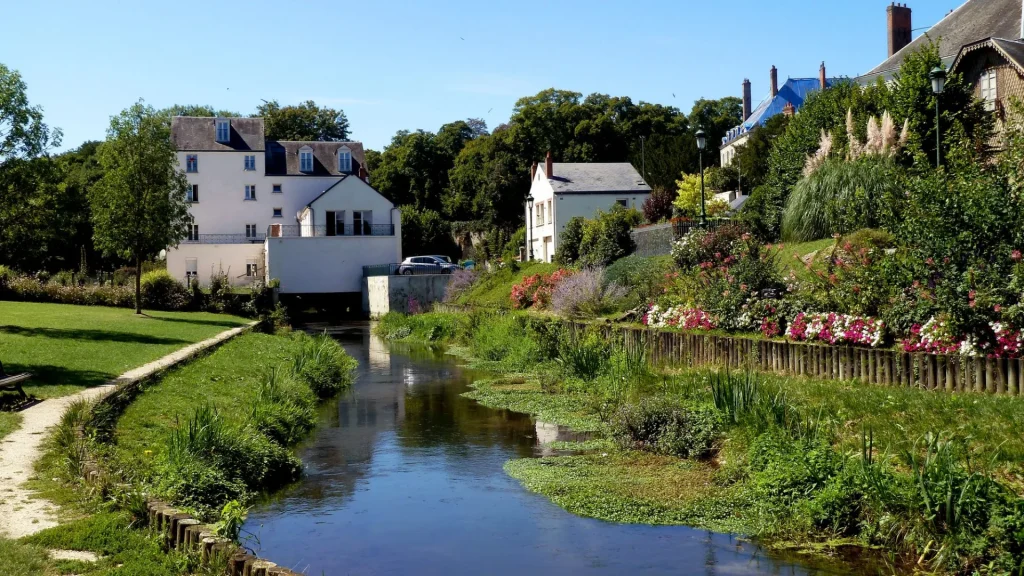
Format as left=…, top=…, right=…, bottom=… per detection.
left=267, top=224, right=395, bottom=238
left=182, top=234, right=266, bottom=244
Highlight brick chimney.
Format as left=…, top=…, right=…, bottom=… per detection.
left=887, top=3, right=912, bottom=57
left=545, top=151, right=553, bottom=178
left=783, top=102, right=795, bottom=117
left=819, top=62, right=827, bottom=90
left=359, top=165, right=368, bottom=182
left=770, top=66, right=778, bottom=97
left=531, top=161, right=537, bottom=179
left=742, top=79, right=752, bottom=121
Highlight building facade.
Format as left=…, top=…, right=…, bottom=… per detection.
left=167, top=116, right=401, bottom=294
left=524, top=154, right=650, bottom=263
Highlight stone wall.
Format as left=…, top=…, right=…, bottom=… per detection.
left=362, top=274, right=452, bottom=318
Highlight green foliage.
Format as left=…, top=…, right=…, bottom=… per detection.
left=605, top=255, right=676, bottom=309
left=255, top=99, right=350, bottom=141
left=213, top=500, right=249, bottom=542
left=641, top=185, right=675, bottom=223
left=293, top=332, right=357, bottom=399
left=399, top=206, right=460, bottom=259
left=557, top=329, right=611, bottom=379
left=610, top=397, right=721, bottom=459
left=140, top=269, right=189, bottom=310
left=673, top=173, right=729, bottom=218
left=249, top=368, right=316, bottom=444
left=781, top=155, right=906, bottom=241
left=705, top=165, right=739, bottom=194
left=732, top=114, right=790, bottom=191
left=374, top=122, right=479, bottom=214
left=554, top=217, right=586, bottom=265
left=90, top=100, right=192, bottom=313
left=577, top=205, right=644, bottom=267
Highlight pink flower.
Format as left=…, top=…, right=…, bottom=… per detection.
left=1014, top=250, right=1023, bottom=262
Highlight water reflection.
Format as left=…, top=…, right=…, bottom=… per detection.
left=244, top=325, right=851, bottom=575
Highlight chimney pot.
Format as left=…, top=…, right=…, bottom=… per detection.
left=783, top=102, right=795, bottom=117
left=887, top=3, right=912, bottom=58
left=742, top=78, right=752, bottom=121
left=545, top=151, right=553, bottom=178
left=359, top=165, right=368, bottom=182
left=770, top=66, right=779, bottom=97
left=531, top=162, right=537, bottom=179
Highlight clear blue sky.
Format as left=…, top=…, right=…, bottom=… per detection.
left=6, top=0, right=956, bottom=152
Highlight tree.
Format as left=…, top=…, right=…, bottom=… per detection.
left=255, top=100, right=350, bottom=141
left=674, top=173, right=729, bottom=218
left=731, top=114, right=790, bottom=191
left=158, top=104, right=240, bottom=120
left=0, top=62, right=61, bottom=162
left=641, top=186, right=674, bottom=223
left=90, top=101, right=192, bottom=313
left=399, top=207, right=460, bottom=259
left=688, top=97, right=743, bottom=166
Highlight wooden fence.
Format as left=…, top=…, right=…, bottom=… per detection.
left=583, top=324, right=1023, bottom=395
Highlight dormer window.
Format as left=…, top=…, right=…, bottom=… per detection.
left=338, top=147, right=352, bottom=173
left=299, top=146, right=313, bottom=172
left=215, top=118, right=230, bottom=143
left=980, top=68, right=997, bottom=112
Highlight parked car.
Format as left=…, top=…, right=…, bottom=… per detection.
left=397, top=256, right=460, bottom=275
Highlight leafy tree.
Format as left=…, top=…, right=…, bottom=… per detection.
left=554, top=217, right=586, bottom=265
left=674, top=173, right=729, bottom=218
left=705, top=165, right=739, bottom=194
left=641, top=186, right=675, bottom=223
left=0, top=62, right=61, bottom=161
left=446, top=127, right=526, bottom=229
left=363, top=149, right=382, bottom=175
left=255, top=100, right=350, bottom=141
left=688, top=97, right=743, bottom=164
left=731, top=114, right=790, bottom=191
left=90, top=101, right=192, bottom=313
left=158, top=104, right=240, bottom=120
left=577, top=206, right=644, bottom=267
left=399, top=206, right=460, bottom=259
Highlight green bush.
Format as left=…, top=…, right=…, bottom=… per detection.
left=557, top=329, right=611, bottom=379
left=554, top=217, right=586, bottom=265
left=470, top=313, right=542, bottom=370
left=293, top=332, right=357, bottom=399
left=610, top=397, right=721, bottom=459
left=0, top=264, right=14, bottom=287
left=605, top=255, right=676, bottom=309
left=140, top=269, right=189, bottom=310
left=249, top=368, right=316, bottom=445
left=747, top=432, right=844, bottom=509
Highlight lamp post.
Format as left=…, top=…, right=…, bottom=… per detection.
left=640, top=135, right=646, bottom=180
left=930, top=66, right=947, bottom=168
left=526, top=195, right=535, bottom=261
left=696, top=128, right=707, bottom=226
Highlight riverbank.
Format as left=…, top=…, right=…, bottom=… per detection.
left=6, top=329, right=356, bottom=575
left=377, top=310, right=1024, bottom=575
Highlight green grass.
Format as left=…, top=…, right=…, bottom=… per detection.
left=777, top=238, right=835, bottom=282
left=464, top=378, right=604, bottom=433
left=453, top=262, right=560, bottom=308
left=0, top=412, right=21, bottom=440
left=0, top=301, right=249, bottom=399
left=112, top=332, right=304, bottom=467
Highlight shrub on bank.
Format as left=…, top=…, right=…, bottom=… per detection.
left=610, top=397, right=721, bottom=459
left=550, top=267, right=627, bottom=319
left=140, top=270, right=190, bottom=310
left=293, top=332, right=357, bottom=399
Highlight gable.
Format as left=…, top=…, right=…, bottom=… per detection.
left=307, top=176, right=395, bottom=211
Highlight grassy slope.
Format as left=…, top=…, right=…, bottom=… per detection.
left=0, top=301, right=249, bottom=399
left=113, top=332, right=303, bottom=468
left=454, top=262, right=559, bottom=308
left=777, top=238, right=835, bottom=282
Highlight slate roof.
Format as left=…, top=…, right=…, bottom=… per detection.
left=721, top=77, right=838, bottom=147
left=858, top=0, right=1022, bottom=84
left=264, top=141, right=366, bottom=176
left=171, top=117, right=265, bottom=151
left=952, top=37, right=1024, bottom=74
left=540, top=163, right=651, bottom=194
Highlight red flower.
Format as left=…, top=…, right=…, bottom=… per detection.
left=1014, top=250, right=1023, bottom=262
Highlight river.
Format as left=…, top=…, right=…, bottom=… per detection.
left=243, top=324, right=852, bottom=575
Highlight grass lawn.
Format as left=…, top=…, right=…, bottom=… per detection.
left=776, top=238, right=835, bottom=282
left=455, top=261, right=559, bottom=308
left=112, top=332, right=303, bottom=469
left=0, top=412, right=21, bottom=439
left=0, top=301, right=249, bottom=400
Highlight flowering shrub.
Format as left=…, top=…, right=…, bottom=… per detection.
left=670, top=223, right=749, bottom=269
left=901, top=316, right=1024, bottom=358
left=510, top=269, right=572, bottom=309
left=737, top=297, right=790, bottom=338
left=550, top=267, right=627, bottom=318
left=900, top=316, right=962, bottom=354
left=642, top=304, right=717, bottom=331
left=443, top=268, right=478, bottom=303
left=785, top=312, right=886, bottom=347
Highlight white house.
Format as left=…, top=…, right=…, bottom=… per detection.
left=167, top=116, right=401, bottom=294
left=525, top=153, right=651, bottom=262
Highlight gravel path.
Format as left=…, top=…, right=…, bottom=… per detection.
left=0, top=323, right=252, bottom=540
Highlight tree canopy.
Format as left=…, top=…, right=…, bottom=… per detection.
left=255, top=100, right=350, bottom=141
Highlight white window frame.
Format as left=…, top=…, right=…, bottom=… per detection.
left=186, top=154, right=198, bottom=173
left=981, top=68, right=997, bottom=112
left=546, top=200, right=552, bottom=224
left=185, top=258, right=198, bottom=281
left=187, top=184, right=198, bottom=203
left=299, top=146, right=313, bottom=172
left=272, top=207, right=283, bottom=218
left=245, top=185, right=256, bottom=200
left=244, top=154, right=256, bottom=171
left=215, top=119, right=230, bottom=143
left=246, top=260, right=259, bottom=277
left=187, top=224, right=199, bottom=241
left=245, top=223, right=258, bottom=238
left=338, top=146, right=352, bottom=172
left=272, top=183, right=282, bottom=194
left=353, top=210, right=372, bottom=235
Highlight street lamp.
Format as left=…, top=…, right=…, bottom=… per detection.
left=526, top=195, right=535, bottom=261
left=695, top=128, right=707, bottom=226
left=930, top=66, right=947, bottom=168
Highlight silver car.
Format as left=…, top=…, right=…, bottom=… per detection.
left=397, top=256, right=460, bottom=275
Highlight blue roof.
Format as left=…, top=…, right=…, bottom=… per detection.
left=721, top=77, right=838, bottom=147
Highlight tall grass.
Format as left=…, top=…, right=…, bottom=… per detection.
left=51, top=399, right=91, bottom=478
left=293, top=332, right=357, bottom=398
left=249, top=368, right=316, bottom=444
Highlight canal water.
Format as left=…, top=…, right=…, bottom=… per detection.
left=244, top=325, right=851, bottom=575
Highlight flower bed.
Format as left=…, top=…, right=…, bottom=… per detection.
left=901, top=317, right=1024, bottom=358
left=785, top=312, right=885, bottom=348
left=642, top=304, right=716, bottom=331
left=510, top=269, right=572, bottom=309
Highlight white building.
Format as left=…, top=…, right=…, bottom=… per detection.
left=167, top=116, right=401, bottom=294
left=525, top=154, right=651, bottom=262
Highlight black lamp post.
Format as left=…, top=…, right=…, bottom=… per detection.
left=696, top=128, right=707, bottom=226
left=930, top=66, right=947, bottom=168
left=526, top=195, right=535, bottom=261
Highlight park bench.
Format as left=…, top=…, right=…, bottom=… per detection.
left=0, top=360, right=30, bottom=401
